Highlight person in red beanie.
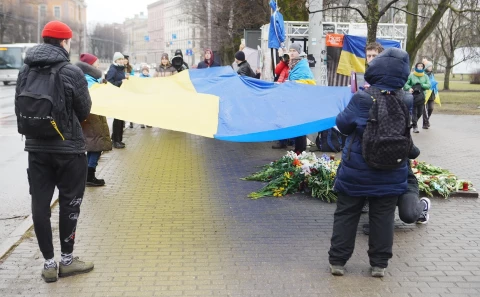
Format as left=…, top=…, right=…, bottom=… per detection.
left=76, top=53, right=112, bottom=187
left=14, top=20, right=94, bottom=283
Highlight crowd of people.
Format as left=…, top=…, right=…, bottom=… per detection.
left=14, top=20, right=435, bottom=283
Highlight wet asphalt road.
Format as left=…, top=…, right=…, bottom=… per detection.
left=0, top=83, right=31, bottom=242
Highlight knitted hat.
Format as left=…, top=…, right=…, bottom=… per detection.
left=235, top=51, right=245, bottom=61
left=415, top=62, right=425, bottom=69
left=289, top=43, right=302, bottom=54
left=80, top=53, right=98, bottom=65
left=42, top=21, right=73, bottom=39
left=113, top=52, right=124, bottom=63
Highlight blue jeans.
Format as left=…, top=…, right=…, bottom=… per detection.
left=87, top=152, right=101, bottom=168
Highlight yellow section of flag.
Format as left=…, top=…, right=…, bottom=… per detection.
left=89, top=71, right=220, bottom=138
left=425, top=90, right=442, bottom=107
left=337, top=51, right=366, bottom=77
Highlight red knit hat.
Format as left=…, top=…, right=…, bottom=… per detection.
left=80, top=53, right=98, bottom=65
left=42, top=21, right=73, bottom=39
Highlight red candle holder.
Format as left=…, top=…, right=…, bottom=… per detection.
left=330, top=155, right=335, bottom=160
left=463, top=182, right=469, bottom=191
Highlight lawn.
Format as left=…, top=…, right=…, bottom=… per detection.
left=433, top=73, right=480, bottom=115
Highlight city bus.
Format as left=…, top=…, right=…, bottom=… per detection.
left=0, top=43, right=37, bottom=85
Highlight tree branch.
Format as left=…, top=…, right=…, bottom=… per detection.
left=391, top=6, right=429, bottom=18
left=308, top=6, right=367, bottom=21
left=379, top=0, right=401, bottom=17
left=448, top=5, right=480, bottom=14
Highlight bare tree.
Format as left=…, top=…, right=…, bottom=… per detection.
left=185, top=0, right=269, bottom=65
left=0, top=2, right=15, bottom=43
left=308, top=0, right=402, bottom=44
left=88, top=24, right=126, bottom=60
left=434, top=0, right=480, bottom=89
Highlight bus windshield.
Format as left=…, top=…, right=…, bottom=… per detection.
left=0, top=47, right=23, bottom=69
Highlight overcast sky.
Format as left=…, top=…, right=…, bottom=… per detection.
left=86, top=0, right=156, bottom=24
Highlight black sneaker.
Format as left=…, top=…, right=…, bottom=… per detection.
left=86, top=176, right=105, bottom=187
left=422, top=126, right=429, bottom=129
left=113, top=142, right=125, bottom=149
left=416, top=197, right=431, bottom=224
left=129, top=123, right=133, bottom=128
left=140, top=125, right=145, bottom=128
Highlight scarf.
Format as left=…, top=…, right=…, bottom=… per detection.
left=413, top=69, right=424, bottom=77
left=289, top=57, right=301, bottom=69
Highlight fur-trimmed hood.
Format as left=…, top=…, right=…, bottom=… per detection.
left=75, top=61, right=102, bottom=80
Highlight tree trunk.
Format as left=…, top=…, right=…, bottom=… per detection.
left=406, top=0, right=450, bottom=67
left=366, top=0, right=379, bottom=44
left=444, top=57, right=453, bottom=90
left=367, top=19, right=379, bottom=44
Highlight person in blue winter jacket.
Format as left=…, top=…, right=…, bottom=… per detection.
left=328, top=48, right=411, bottom=278
left=75, top=53, right=112, bottom=187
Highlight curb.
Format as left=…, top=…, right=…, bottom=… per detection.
left=450, top=190, right=479, bottom=198
left=0, top=198, right=59, bottom=261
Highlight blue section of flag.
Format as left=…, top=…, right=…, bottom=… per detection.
left=189, top=67, right=353, bottom=142
left=343, top=35, right=401, bottom=59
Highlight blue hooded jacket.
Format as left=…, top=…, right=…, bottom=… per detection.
left=268, top=0, right=285, bottom=49
left=334, top=48, right=411, bottom=197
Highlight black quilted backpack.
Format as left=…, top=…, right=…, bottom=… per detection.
left=362, top=87, right=412, bottom=170
left=15, top=62, right=69, bottom=140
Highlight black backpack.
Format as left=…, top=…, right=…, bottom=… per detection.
left=362, top=87, right=412, bottom=170
left=412, top=83, right=425, bottom=106
left=15, top=62, right=69, bottom=140
left=315, top=128, right=346, bottom=152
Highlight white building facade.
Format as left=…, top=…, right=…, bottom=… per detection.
left=148, top=0, right=203, bottom=67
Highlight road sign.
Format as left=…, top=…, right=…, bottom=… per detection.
left=172, top=34, right=177, bottom=40
left=144, top=35, right=150, bottom=42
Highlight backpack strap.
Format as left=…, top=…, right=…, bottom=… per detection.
left=47, top=62, right=69, bottom=98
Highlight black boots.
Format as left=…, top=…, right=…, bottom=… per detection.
left=86, top=167, right=105, bottom=187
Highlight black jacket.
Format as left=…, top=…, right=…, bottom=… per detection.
left=106, top=64, right=126, bottom=87
left=236, top=61, right=256, bottom=78
left=197, top=60, right=220, bottom=69
left=15, top=44, right=91, bottom=154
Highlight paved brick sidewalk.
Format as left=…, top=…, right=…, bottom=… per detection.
left=0, top=114, right=479, bottom=297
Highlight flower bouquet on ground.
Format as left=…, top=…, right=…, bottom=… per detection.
left=242, top=152, right=339, bottom=202
left=412, top=160, right=475, bottom=198
left=242, top=152, right=475, bottom=202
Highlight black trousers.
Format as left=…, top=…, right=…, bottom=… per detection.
left=329, top=193, right=398, bottom=268
left=294, top=135, right=307, bottom=153
left=28, top=152, right=87, bottom=260
left=422, top=98, right=434, bottom=127
left=412, top=104, right=424, bottom=129
left=398, top=166, right=424, bottom=223
left=112, top=119, right=124, bottom=142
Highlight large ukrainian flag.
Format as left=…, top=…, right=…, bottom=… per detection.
left=337, top=35, right=401, bottom=76
left=89, top=67, right=353, bottom=142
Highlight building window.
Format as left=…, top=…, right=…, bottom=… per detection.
left=40, top=5, right=46, bottom=17
left=54, top=6, right=61, bottom=18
